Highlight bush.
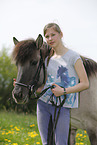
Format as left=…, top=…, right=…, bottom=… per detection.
left=0, top=47, right=37, bottom=113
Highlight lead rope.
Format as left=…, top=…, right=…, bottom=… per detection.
left=48, top=94, right=66, bottom=145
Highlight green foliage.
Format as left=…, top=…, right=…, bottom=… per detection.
left=0, top=47, right=17, bottom=110
left=0, top=47, right=37, bottom=112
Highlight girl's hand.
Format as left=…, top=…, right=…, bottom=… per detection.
left=51, top=83, right=64, bottom=97
left=36, top=85, right=44, bottom=93
left=13, top=78, right=16, bottom=87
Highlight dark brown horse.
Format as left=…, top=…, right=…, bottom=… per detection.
left=12, top=34, right=51, bottom=104
left=12, top=34, right=97, bottom=145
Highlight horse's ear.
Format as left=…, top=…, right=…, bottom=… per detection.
left=36, top=34, right=43, bottom=49
left=13, top=37, right=19, bottom=45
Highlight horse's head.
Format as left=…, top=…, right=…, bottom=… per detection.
left=12, top=34, right=51, bottom=104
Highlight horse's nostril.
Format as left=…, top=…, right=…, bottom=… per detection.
left=13, top=91, right=22, bottom=100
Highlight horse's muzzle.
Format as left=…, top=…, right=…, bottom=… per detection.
left=12, top=89, right=29, bottom=104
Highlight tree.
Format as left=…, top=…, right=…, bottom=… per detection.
left=0, top=47, right=17, bottom=110
left=0, top=47, right=37, bottom=113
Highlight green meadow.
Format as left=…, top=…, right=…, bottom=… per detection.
left=0, top=111, right=91, bottom=145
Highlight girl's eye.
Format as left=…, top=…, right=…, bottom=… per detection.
left=30, top=60, right=38, bottom=65
left=45, top=35, right=49, bottom=39
left=52, top=34, right=55, bottom=36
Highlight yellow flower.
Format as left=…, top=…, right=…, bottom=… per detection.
left=10, top=125, right=13, bottom=127
left=12, top=143, right=18, bottom=145
left=80, top=134, right=83, bottom=137
left=14, top=126, right=20, bottom=131
left=84, top=130, right=87, bottom=134
left=2, top=132, right=5, bottom=135
left=28, top=131, right=38, bottom=138
left=5, top=139, right=8, bottom=141
left=84, top=135, right=87, bottom=138
left=30, top=124, right=35, bottom=127
left=36, top=142, right=40, bottom=144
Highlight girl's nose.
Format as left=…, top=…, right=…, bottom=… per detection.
left=49, top=36, right=52, bottom=40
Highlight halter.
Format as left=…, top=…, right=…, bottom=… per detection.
left=15, top=49, right=46, bottom=99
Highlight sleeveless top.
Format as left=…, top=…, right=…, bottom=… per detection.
left=39, top=49, right=81, bottom=108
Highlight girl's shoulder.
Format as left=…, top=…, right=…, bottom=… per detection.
left=66, top=49, right=80, bottom=56
left=62, top=49, right=81, bottom=65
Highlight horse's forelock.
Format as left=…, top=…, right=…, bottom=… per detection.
left=12, top=39, right=37, bottom=64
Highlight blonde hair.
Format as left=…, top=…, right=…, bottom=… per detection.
left=43, top=23, right=62, bottom=36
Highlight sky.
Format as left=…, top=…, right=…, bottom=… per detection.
left=0, top=0, right=97, bottom=61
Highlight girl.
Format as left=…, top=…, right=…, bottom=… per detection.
left=37, top=23, right=89, bottom=145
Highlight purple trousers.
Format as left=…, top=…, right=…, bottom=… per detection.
left=37, top=99, right=70, bottom=145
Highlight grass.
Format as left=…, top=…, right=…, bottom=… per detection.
left=0, top=111, right=42, bottom=145
left=0, top=111, right=91, bottom=145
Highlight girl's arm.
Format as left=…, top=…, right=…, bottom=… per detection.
left=66, top=58, right=89, bottom=94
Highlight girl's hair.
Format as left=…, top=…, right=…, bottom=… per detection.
left=43, top=23, right=62, bottom=36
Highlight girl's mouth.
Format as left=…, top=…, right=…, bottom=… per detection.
left=50, top=42, right=54, bottom=45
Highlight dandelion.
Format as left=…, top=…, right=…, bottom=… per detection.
left=5, top=139, right=8, bottom=141
left=84, top=135, right=87, bottom=138
left=84, top=130, right=87, bottom=134
left=14, top=126, right=20, bottom=131
left=30, top=124, right=35, bottom=127
left=36, top=142, right=40, bottom=144
left=80, top=134, right=83, bottom=137
left=10, top=125, right=13, bottom=127
left=2, top=132, right=5, bottom=135
left=28, top=131, right=38, bottom=138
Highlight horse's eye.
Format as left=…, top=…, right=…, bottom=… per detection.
left=30, top=60, right=38, bottom=65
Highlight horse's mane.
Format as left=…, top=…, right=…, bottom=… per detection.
left=12, top=39, right=37, bottom=64
left=81, top=56, right=97, bottom=77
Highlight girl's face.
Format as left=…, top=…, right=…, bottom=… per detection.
left=44, top=27, right=62, bottom=49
